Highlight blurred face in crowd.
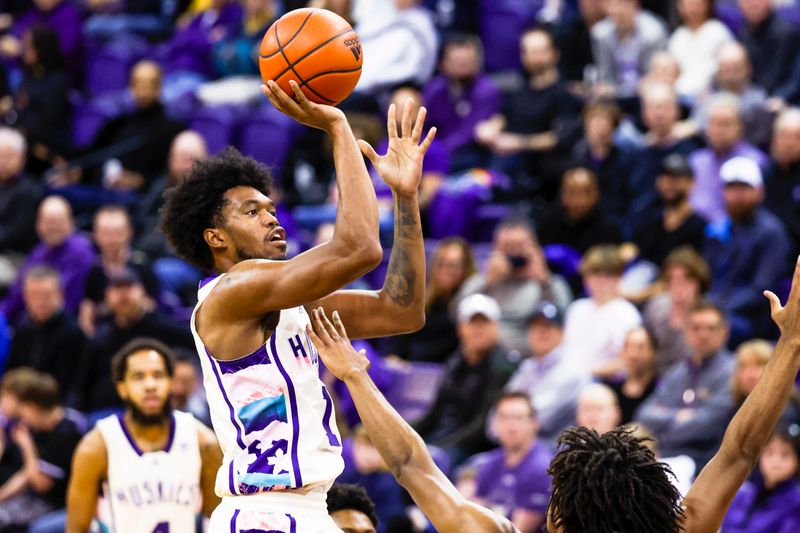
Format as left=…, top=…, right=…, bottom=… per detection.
left=666, top=265, right=701, bottom=307
left=724, top=182, right=763, bottom=221
left=432, top=244, right=468, bottom=293
left=22, top=31, right=37, bottom=68
left=94, top=210, right=133, bottom=258
left=169, top=132, right=208, bottom=184
left=33, top=0, right=61, bottom=12
left=739, top=0, right=772, bottom=25
left=36, top=196, right=74, bottom=248
left=0, top=137, right=26, bottom=183
left=716, top=44, right=751, bottom=91
left=117, top=350, right=172, bottom=426
left=771, top=112, right=800, bottom=166
left=579, top=0, right=606, bottom=23
left=685, top=309, right=728, bottom=360
left=606, top=0, right=638, bottom=32
left=18, top=402, right=52, bottom=431
left=583, top=272, right=619, bottom=303
left=353, top=434, right=386, bottom=474
left=759, top=435, right=799, bottom=489
left=130, top=62, right=163, bottom=110
left=0, top=392, right=20, bottom=420
left=493, top=225, right=543, bottom=280
left=561, top=170, right=599, bottom=221
left=734, top=353, right=766, bottom=398
left=584, top=110, right=616, bottom=149
left=678, top=0, right=711, bottom=26
left=23, top=275, right=63, bottom=324
left=171, top=360, right=199, bottom=409
left=441, top=42, right=480, bottom=82
left=527, top=318, right=564, bottom=358
left=576, top=385, right=621, bottom=434
left=493, top=396, right=538, bottom=453
left=642, top=86, right=679, bottom=138
left=620, top=328, right=656, bottom=376
left=656, top=172, right=693, bottom=207
left=458, top=315, right=499, bottom=361
left=106, top=281, right=148, bottom=326
left=647, top=53, right=680, bottom=87
left=707, top=103, right=743, bottom=153
left=520, top=30, right=558, bottom=77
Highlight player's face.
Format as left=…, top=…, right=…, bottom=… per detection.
left=330, top=510, right=376, bottom=533
left=219, top=186, right=287, bottom=262
left=759, top=436, right=799, bottom=487
left=117, top=350, right=172, bottom=424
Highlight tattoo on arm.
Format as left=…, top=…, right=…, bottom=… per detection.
left=384, top=196, right=421, bottom=307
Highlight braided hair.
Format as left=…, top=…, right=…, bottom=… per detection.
left=548, top=426, right=685, bottom=533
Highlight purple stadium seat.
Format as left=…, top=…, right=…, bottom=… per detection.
left=383, top=362, right=445, bottom=422
left=71, top=98, right=124, bottom=149
left=480, top=0, right=543, bottom=72
left=84, top=39, right=149, bottom=97
left=188, top=106, right=237, bottom=154
left=235, top=106, right=295, bottom=179
left=543, top=243, right=582, bottom=280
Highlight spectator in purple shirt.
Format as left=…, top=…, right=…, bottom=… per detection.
left=422, top=34, right=502, bottom=171
left=722, top=428, right=800, bottom=533
left=457, top=392, right=552, bottom=533
left=0, top=196, right=95, bottom=326
left=689, top=93, right=768, bottom=223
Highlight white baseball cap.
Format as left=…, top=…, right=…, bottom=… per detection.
left=720, top=156, right=763, bottom=188
left=457, top=294, right=501, bottom=323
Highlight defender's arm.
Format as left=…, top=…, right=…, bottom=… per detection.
left=66, top=429, right=107, bottom=533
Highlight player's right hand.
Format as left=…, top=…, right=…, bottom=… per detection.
left=262, top=80, right=346, bottom=132
left=764, top=255, right=800, bottom=338
left=307, top=307, right=370, bottom=382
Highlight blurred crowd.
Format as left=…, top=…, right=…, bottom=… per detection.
left=1, top=0, right=800, bottom=531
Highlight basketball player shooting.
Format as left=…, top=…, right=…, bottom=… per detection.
left=65, top=339, right=222, bottom=532
left=159, top=80, right=435, bottom=531
left=306, top=253, right=800, bottom=533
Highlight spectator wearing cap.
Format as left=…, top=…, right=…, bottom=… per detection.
left=536, top=167, right=622, bottom=255
left=562, top=245, right=641, bottom=376
left=457, top=392, right=552, bottom=533
left=422, top=35, right=502, bottom=172
left=413, top=294, right=519, bottom=464
left=0, top=196, right=95, bottom=326
left=689, top=93, right=768, bottom=223
left=704, top=156, right=790, bottom=344
left=5, top=267, right=85, bottom=399
left=72, top=267, right=193, bottom=418
left=635, top=300, right=735, bottom=467
left=457, top=217, right=572, bottom=355
left=600, top=327, right=658, bottom=425
left=505, top=301, right=590, bottom=442
left=79, top=205, right=159, bottom=337
left=764, top=108, right=800, bottom=255
left=643, top=247, right=711, bottom=375
left=632, top=154, right=707, bottom=268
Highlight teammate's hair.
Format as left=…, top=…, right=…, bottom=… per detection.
left=2, top=368, right=60, bottom=410
left=112, top=338, right=176, bottom=383
left=160, top=147, right=274, bottom=271
left=548, top=426, right=684, bottom=533
left=327, top=484, right=379, bottom=528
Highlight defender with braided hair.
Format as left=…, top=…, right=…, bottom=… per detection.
left=305, top=254, right=800, bottom=533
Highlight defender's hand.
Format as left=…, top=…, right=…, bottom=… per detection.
left=307, top=308, right=370, bottom=381
left=358, top=99, right=436, bottom=196
left=765, top=256, right=800, bottom=339
left=261, top=80, right=345, bottom=132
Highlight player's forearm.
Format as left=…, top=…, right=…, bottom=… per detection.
left=721, top=335, right=800, bottom=464
left=343, top=368, right=429, bottom=479
left=378, top=192, right=425, bottom=331
left=329, top=119, right=381, bottom=256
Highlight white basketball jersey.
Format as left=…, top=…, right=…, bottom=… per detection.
left=190, top=274, right=343, bottom=498
left=95, top=411, right=202, bottom=533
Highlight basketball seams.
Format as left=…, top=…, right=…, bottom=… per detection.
left=272, top=17, right=337, bottom=103
left=259, top=9, right=317, bottom=60
left=271, top=28, right=357, bottom=85
left=301, top=66, right=362, bottom=85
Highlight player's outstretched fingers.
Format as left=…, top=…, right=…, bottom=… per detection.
left=387, top=103, right=398, bottom=140
left=764, top=290, right=783, bottom=321
left=401, top=97, right=414, bottom=138
left=317, top=308, right=341, bottom=341
left=310, top=308, right=332, bottom=346
left=420, top=127, right=437, bottom=153
left=267, top=81, right=302, bottom=114
left=411, top=106, right=427, bottom=144
left=357, top=140, right=379, bottom=165
left=332, top=311, right=349, bottom=339
left=288, top=80, right=312, bottom=109
left=306, top=324, right=324, bottom=350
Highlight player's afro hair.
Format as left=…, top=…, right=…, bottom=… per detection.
left=327, top=483, right=379, bottom=528
left=548, top=426, right=685, bottom=533
left=159, top=147, right=273, bottom=272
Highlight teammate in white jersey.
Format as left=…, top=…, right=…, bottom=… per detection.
left=66, top=338, right=222, bottom=532
left=159, top=80, right=433, bottom=531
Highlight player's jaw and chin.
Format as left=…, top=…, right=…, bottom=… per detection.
left=126, top=396, right=171, bottom=426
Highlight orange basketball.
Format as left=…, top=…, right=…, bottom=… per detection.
left=259, top=8, right=362, bottom=106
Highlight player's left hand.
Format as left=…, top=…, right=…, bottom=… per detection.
left=307, top=307, right=370, bottom=382
left=358, top=98, right=436, bottom=196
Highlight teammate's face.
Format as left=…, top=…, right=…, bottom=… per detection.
left=117, top=350, right=172, bottom=425
left=215, top=186, right=287, bottom=262
left=329, top=510, right=377, bottom=533
left=759, top=436, right=799, bottom=488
